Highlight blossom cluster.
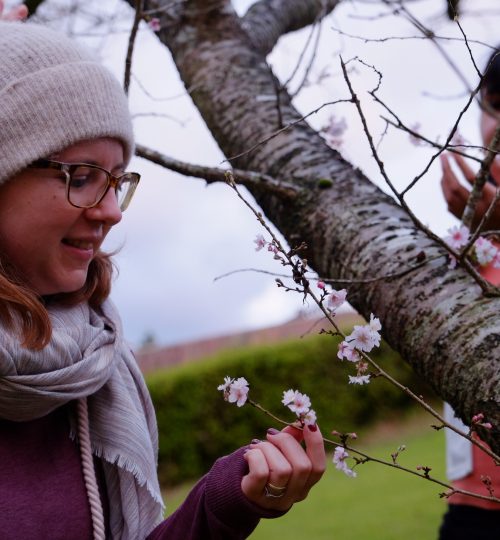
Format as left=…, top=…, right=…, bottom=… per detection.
left=282, top=389, right=317, bottom=426
left=332, top=446, right=357, bottom=477
left=254, top=234, right=279, bottom=257
left=217, top=376, right=249, bottom=407
left=337, top=312, right=382, bottom=386
left=471, top=412, right=493, bottom=430
left=444, top=225, right=500, bottom=269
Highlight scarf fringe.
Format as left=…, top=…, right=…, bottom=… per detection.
left=70, top=427, right=165, bottom=509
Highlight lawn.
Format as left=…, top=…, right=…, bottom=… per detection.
left=163, top=413, right=447, bottom=539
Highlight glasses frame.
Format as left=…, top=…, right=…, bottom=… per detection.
left=29, top=158, right=141, bottom=212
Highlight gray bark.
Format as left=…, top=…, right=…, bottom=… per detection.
left=241, top=0, right=340, bottom=55
left=142, top=0, right=499, bottom=453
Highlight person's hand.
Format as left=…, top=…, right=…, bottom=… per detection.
left=440, top=152, right=500, bottom=231
left=241, top=423, right=326, bottom=511
left=0, top=1, right=28, bottom=20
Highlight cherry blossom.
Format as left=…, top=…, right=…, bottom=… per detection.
left=348, top=375, right=371, bottom=385
left=337, top=341, right=360, bottom=362
left=327, top=288, right=347, bottom=310
left=228, top=377, right=249, bottom=407
left=282, top=389, right=296, bottom=406
left=303, top=409, right=317, bottom=426
left=254, top=234, right=266, bottom=251
left=317, top=281, right=326, bottom=290
left=217, top=376, right=232, bottom=393
left=218, top=376, right=249, bottom=407
left=369, top=313, right=381, bottom=333
left=285, top=390, right=311, bottom=415
left=333, top=446, right=357, bottom=477
left=282, top=389, right=316, bottom=426
left=444, top=225, right=470, bottom=250
left=473, top=237, right=497, bottom=266
left=148, top=18, right=161, bottom=32
left=347, top=324, right=378, bottom=352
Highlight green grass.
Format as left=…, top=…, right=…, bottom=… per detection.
left=163, top=414, right=447, bottom=539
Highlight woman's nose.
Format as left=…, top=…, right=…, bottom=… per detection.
left=85, top=187, right=122, bottom=226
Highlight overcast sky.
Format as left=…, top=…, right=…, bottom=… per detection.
left=22, top=0, right=500, bottom=348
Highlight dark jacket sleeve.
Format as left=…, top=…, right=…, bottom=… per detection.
left=146, top=447, right=285, bottom=540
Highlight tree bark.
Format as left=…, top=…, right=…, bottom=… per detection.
left=140, top=0, right=499, bottom=453
left=241, top=0, right=340, bottom=55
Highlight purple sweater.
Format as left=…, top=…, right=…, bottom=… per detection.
left=0, top=406, right=280, bottom=539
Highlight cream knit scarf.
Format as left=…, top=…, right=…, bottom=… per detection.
left=0, top=300, right=164, bottom=539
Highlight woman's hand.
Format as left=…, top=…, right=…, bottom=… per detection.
left=0, top=1, right=28, bottom=20
left=241, top=423, right=326, bottom=511
left=440, top=152, right=500, bottom=231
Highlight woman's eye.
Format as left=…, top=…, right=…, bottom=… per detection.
left=70, top=167, right=102, bottom=189
left=71, top=175, right=90, bottom=188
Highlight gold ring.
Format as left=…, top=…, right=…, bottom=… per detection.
left=264, top=482, right=287, bottom=498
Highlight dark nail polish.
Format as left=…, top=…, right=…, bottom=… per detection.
left=308, top=424, right=318, bottom=432
left=267, top=428, right=280, bottom=435
left=251, top=438, right=261, bottom=445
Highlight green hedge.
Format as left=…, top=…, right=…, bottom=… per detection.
left=146, top=334, right=433, bottom=487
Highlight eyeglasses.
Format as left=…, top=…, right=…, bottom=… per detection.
left=29, top=159, right=140, bottom=212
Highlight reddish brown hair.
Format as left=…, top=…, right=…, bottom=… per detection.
left=0, top=251, right=114, bottom=350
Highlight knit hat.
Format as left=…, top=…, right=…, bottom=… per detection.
left=0, top=21, right=134, bottom=185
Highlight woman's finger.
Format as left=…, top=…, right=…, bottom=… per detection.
left=1, top=3, right=28, bottom=21
left=241, top=447, right=270, bottom=502
left=267, top=424, right=326, bottom=502
left=299, top=424, right=327, bottom=497
left=452, top=152, right=477, bottom=184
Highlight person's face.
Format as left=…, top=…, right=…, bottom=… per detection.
left=480, top=92, right=500, bottom=182
left=0, top=138, right=124, bottom=295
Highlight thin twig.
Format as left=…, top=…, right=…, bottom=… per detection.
left=124, top=0, right=143, bottom=95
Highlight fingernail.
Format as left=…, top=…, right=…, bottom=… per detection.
left=267, top=428, right=280, bottom=435
left=251, top=438, right=261, bottom=445
left=308, top=424, right=318, bottom=432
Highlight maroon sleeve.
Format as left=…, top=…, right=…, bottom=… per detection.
left=147, top=447, right=286, bottom=540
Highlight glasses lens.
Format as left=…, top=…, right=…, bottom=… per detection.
left=69, top=165, right=108, bottom=208
left=116, top=173, right=140, bottom=211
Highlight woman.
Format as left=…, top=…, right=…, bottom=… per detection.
left=0, top=16, right=326, bottom=540
left=440, top=46, right=500, bottom=539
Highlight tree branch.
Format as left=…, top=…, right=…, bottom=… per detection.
left=135, top=144, right=301, bottom=199
left=241, top=0, right=339, bottom=56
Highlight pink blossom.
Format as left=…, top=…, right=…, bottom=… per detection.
left=337, top=341, right=359, bottom=362
left=254, top=234, right=266, bottom=251
left=444, top=225, right=470, bottom=250
left=333, top=446, right=357, bottom=477
left=369, top=313, right=381, bottom=333
left=472, top=413, right=485, bottom=424
left=303, top=409, right=317, bottom=426
left=267, top=243, right=279, bottom=254
left=347, top=324, right=378, bottom=352
left=217, top=376, right=232, bottom=393
left=474, top=237, right=497, bottom=266
left=348, top=374, right=371, bottom=385
left=227, top=377, right=249, bottom=407
left=148, top=18, right=161, bottom=32
left=286, top=391, right=311, bottom=415
left=482, top=422, right=493, bottom=430
left=282, top=389, right=296, bottom=406
left=317, top=281, right=326, bottom=290
left=493, top=250, right=500, bottom=269
left=327, top=288, right=347, bottom=310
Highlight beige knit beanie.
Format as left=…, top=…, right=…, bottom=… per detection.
left=0, top=21, right=134, bottom=185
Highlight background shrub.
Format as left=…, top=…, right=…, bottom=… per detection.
left=146, top=334, right=434, bottom=487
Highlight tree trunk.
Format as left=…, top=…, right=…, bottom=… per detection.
left=142, top=0, right=499, bottom=452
